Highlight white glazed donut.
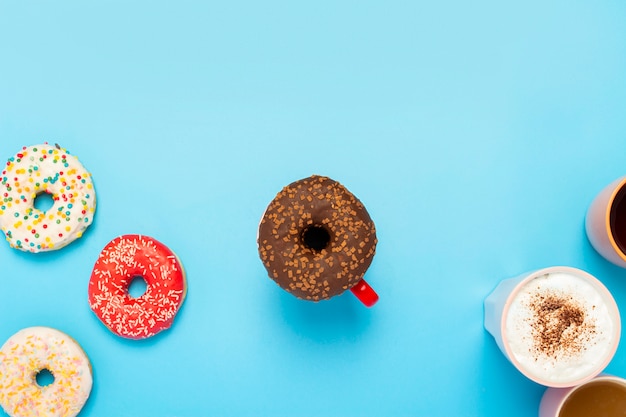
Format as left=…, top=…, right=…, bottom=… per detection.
left=0, top=327, right=93, bottom=417
left=0, top=143, right=96, bottom=252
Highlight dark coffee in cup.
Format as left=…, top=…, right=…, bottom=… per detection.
left=586, top=176, right=626, bottom=267
left=609, top=183, right=626, bottom=254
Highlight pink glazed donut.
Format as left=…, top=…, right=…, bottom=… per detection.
left=88, top=235, right=187, bottom=339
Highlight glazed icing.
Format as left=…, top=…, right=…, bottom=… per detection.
left=88, top=234, right=187, bottom=339
left=0, top=327, right=93, bottom=417
left=0, top=143, right=96, bottom=252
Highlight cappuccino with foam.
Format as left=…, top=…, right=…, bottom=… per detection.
left=484, top=267, right=620, bottom=387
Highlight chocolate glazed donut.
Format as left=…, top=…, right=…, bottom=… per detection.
left=258, top=175, right=377, bottom=301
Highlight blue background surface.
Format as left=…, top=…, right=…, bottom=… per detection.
left=1, top=1, right=626, bottom=416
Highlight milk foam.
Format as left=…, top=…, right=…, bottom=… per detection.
left=505, top=272, right=619, bottom=385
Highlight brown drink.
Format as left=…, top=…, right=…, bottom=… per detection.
left=586, top=176, right=626, bottom=268
left=559, top=379, right=626, bottom=417
left=610, top=183, right=626, bottom=255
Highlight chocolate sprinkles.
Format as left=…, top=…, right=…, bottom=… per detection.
left=258, top=175, right=377, bottom=301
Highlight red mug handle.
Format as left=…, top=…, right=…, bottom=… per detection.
left=350, top=279, right=379, bottom=307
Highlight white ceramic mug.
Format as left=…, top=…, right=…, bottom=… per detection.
left=484, top=266, right=620, bottom=387
left=539, top=374, right=626, bottom=417
left=586, top=176, right=626, bottom=267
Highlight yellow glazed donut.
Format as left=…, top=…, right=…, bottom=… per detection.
left=0, top=143, right=96, bottom=252
left=0, top=327, right=93, bottom=417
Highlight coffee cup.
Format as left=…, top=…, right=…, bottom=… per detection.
left=540, top=374, right=626, bottom=417
left=586, top=176, right=626, bottom=267
left=484, top=266, right=620, bottom=387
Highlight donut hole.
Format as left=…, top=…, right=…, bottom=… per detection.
left=35, top=368, right=55, bottom=387
left=127, top=275, right=148, bottom=298
left=302, top=225, right=331, bottom=252
left=34, top=191, right=55, bottom=212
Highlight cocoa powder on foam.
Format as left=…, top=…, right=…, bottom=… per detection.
left=525, top=290, right=597, bottom=360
